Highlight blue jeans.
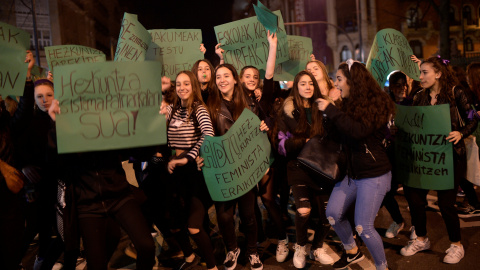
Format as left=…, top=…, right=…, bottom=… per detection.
left=326, top=172, right=391, bottom=270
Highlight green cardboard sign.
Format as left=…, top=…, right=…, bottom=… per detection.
left=253, top=1, right=278, bottom=34
left=273, top=35, right=312, bottom=81
left=54, top=61, right=166, bottom=154
left=214, top=10, right=289, bottom=74
left=366, top=28, right=420, bottom=87
left=0, top=22, right=31, bottom=96
left=200, top=109, right=272, bottom=201
left=394, top=104, right=454, bottom=190
left=114, top=13, right=152, bottom=62
left=146, top=29, right=203, bottom=80
left=45, top=45, right=106, bottom=72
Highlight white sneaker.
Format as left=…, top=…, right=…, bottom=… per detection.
left=443, top=244, right=464, bottom=264
left=400, top=238, right=431, bottom=256
left=409, top=226, right=417, bottom=240
left=309, top=247, right=334, bottom=264
left=293, top=244, right=307, bottom=269
left=276, top=238, right=289, bottom=262
left=385, top=221, right=404, bottom=238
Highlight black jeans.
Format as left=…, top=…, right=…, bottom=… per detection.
left=79, top=198, right=155, bottom=270
left=216, top=189, right=257, bottom=255
left=292, top=184, right=330, bottom=248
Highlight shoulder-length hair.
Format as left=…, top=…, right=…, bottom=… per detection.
left=191, top=59, right=216, bottom=91
left=290, top=70, right=325, bottom=137
left=338, top=61, right=395, bottom=129
left=306, top=60, right=334, bottom=91
left=207, top=64, right=249, bottom=127
left=419, top=56, right=459, bottom=104
left=467, top=62, right=480, bottom=100
left=170, top=70, right=205, bottom=120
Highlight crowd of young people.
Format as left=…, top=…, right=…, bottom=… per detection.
left=1, top=38, right=479, bottom=270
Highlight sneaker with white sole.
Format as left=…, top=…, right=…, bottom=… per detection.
left=224, top=248, right=241, bottom=270
left=409, top=226, right=417, bottom=240
left=276, top=238, right=289, bottom=262
left=385, top=221, right=404, bottom=238
left=309, top=247, right=334, bottom=264
left=332, top=250, right=364, bottom=269
left=443, top=244, right=464, bottom=264
left=248, top=252, right=263, bottom=270
left=293, top=244, right=307, bottom=269
left=400, top=237, right=431, bottom=256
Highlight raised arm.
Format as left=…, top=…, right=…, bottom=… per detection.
left=215, top=43, right=225, bottom=65
left=264, top=30, right=277, bottom=80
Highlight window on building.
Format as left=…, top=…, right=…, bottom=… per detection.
left=409, top=40, right=423, bottom=58
left=449, top=6, right=458, bottom=25
left=465, top=37, right=474, bottom=51
left=340, top=46, right=352, bottom=62
left=463, top=5, right=473, bottom=25
left=407, top=8, right=419, bottom=28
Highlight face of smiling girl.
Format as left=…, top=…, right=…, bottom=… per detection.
left=176, top=73, right=192, bottom=106
left=334, top=69, right=350, bottom=98
left=216, top=67, right=237, bottom=100
left=241, top=68, right=259, bottom=91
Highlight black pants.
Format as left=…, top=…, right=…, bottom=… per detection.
left=403, top=156, right=464, bottom=242
left=292, top=184, right=330, bottom=248
left=79, top=198, right=155, bottom=270
left=0, top=180, right=24, bottom=270
left=173, top=161, right=216, bottom=269
left=381, top=183, right=404, bottom=224
left=216, top=189, right=257, bottom=255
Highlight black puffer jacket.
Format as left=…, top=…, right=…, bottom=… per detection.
left=413, top=85, right=478, bottom=157
left=276, top=97, right=309, bottom=159
left=323, top=103, right=392, bottom=180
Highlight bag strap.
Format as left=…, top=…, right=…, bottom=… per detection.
left=452, top=86, right=465, bottom=127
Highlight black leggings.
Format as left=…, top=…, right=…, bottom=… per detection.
left=173, top=161, right=216, bottom=268
left=79, top=198, right=155, bottom=270
left=216, top=189, right=257, bottom=255
left=292, top=184, right=330, bottom=248
left=381, top=183, right=404, bottom=224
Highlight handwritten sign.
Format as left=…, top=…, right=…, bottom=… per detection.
left=114, top=13, right=152, bottom=62
left=200, top=109, right=272, bottom=201
left=395, top=104, right=454, bottom=190
left=273, top=35, right=312, bottom=81
left=0, top=22, right=31, bottom=96
left=214, top=10, right=289, bottom=74
left=146, top=29, right=203, bottom=80
left=54, top=61, right=166, bottom=154
left=366, top=28, right=420, bottom=87
left=45, top=45, right=106, bottom=71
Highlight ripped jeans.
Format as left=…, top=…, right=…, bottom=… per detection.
left=325, top=172, right=391, bottom=270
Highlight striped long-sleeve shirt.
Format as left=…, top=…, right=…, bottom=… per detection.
left=167, top=103, right=214, bottom=161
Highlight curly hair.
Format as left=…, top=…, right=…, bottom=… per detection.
left=415, top=56, right=459, bottom=105
left=338, top=61, right=395, bottom=130
left=467, top=62, right=480, bottom=100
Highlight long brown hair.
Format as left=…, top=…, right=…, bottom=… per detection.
left=207, top=64, right=249, bottom=127
left=169, top=70, right=205, bottom=123
left=417, top=56, right=459, bottom=104
left=306, top=60, right=334, bottom=91
left=338, top=61, right=395, bottom=130
left=191, top=59, right=216, bottom=91
left=467, top=62, right=480, bottom=101
left=290, top=70, right=325, bottom=137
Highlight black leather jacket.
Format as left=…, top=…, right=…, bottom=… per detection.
left=413, top=86, right=478, bottom=157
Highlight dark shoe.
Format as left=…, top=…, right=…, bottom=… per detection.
left=176, top=254, right=201, bottom=270
left=332, top=250, right=365, bottom=269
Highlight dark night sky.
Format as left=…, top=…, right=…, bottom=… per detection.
left=118, top=0, right=237, bottom=64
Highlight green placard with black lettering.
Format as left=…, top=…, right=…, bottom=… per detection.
left=395, top=104, right=454, bottom=190
left=45, top=45, right=106, bottom=72
left=114, top=13, right=151, bottom=62
left=200, top=109, right=272, bottom=201
left=54, top=61, right=165, bottom=153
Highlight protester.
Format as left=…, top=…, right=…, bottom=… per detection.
left=0, top=50, right=35, bottom=270
left=307, top=56, right=341, bottom=103
left=48, top=101, right=156, bottom=270
left=274, top=70, right=335, bottom=268
left=400, top=56, right=478, bottom=264
left=165, top=70, right=217, bottom=270
left=317, top=59, right=396, bottom=270
left=204, top=63, right=269, bottom=270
